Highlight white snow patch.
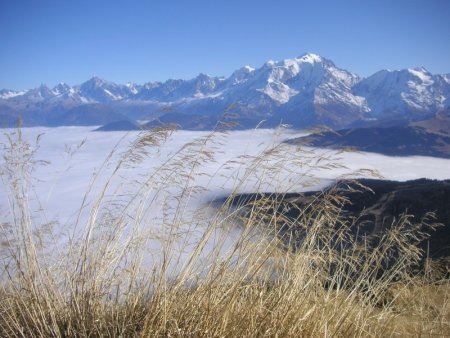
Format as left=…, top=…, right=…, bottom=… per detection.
left=407, top=68, right=433, bottom=84
left=443, top=74, right=450, bottom=84
left=297, top=53, right=322, bottom=64
left=103, top=89, right=122, bottom=100
left=126, top=83, right=139, bottom=94
left=258, top=82, right=299, bottom=103
left=0, top=90, right=27, bottom=99
left=243, top=65, right=255, bottom=72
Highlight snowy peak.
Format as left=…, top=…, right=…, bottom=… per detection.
left=240, top=52, right=363, bottom=107
left=52, top=82, right=72, bottom=96
left=79, top=76, right=111, bottom=92
left=125, top=82, right=140, bottom=95
left=86, top=76, right=104, bottom=84
left=77, top=76, right=135, bottom=102
left=407, top=67, right=433, bottom=84
left=297, top=53, right=323, bottom=64
left=229, top=66, right=255, bottom=85
left=354, top=66, right=448, bottom=116
left=20, top=84, right=54, bottom=101
left=190, top=73, right=221, bottom=92
left=243, top=65, right=255, bottom=72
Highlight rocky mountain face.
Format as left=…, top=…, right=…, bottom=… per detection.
left=1, top=53, right=449, bottom=129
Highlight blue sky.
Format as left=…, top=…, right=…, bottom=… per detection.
left=1, top=0, right=449, bottom=90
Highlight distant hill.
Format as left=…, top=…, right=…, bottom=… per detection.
left=144, top=113, right=219, bottom=131
left=143, top=111, right=260, bottom=131
left=222, top=178, right=450, bottom=260
left=287, top=111, right=450, bottom=159
left=94, top=120, right=141, bottom=131
left=411, top=109, right=450, bottom=136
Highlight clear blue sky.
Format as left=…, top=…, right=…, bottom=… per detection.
left=1, top=0, right=449, bottom=90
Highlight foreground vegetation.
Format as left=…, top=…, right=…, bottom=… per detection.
left=0, top=126, right=449, bottom=337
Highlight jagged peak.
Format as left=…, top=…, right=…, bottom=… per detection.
left=84, top=76, right=109, bottom=86
left=407, top=66, right=431, bottom=76
left=228, top=65, right=256, bottom=85
left=196, top=72, right=212, bottom=79
left=370, top=67, right=432, bottom=78
left=365, top=67, right=434, bottom=83
left=260, top=53, right=336, bottom=72
left=296, top=52, right=323, bottom=63
left=142, top=81, right=161, bottom=89
left=263, top=60, right=276, bottom=67
left=230, top=65, right=254, bottom=76
left=411, top=66, right=428, bottom=71
left=38, top=83, right=50, bottom=89
left=53, top=82, right=70, bottom=89
left=51, top=82, right=71, bottom=95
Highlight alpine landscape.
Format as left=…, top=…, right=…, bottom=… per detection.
left=1, top=1, right=449, bottom=337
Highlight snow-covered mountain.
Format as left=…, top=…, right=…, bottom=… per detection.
left=136, top=73, right=224, bottom=102
left=1, top=53, right=449, bottom=129
left=353, top=67, right=449, bottom=119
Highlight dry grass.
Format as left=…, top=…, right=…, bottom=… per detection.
left=0, top=125, right=449, bottom=337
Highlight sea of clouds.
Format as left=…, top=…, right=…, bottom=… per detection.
left=1, top=126, right=449, bottom=276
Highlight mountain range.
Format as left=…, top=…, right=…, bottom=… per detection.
left=1, top=53, right=449, bottom=129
